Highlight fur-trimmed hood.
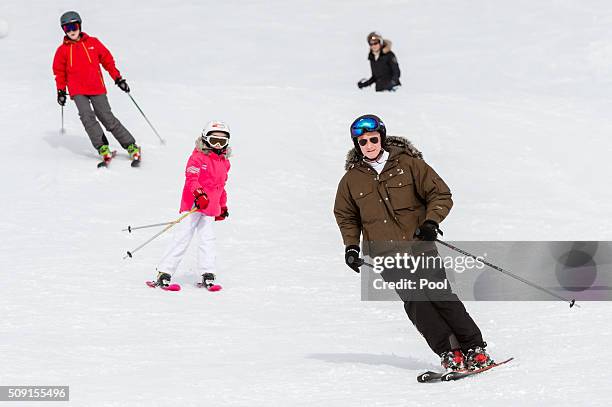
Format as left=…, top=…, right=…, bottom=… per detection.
left=344, top=135, right=422, bottom=171
left=195, top=137, right=232, bottom=157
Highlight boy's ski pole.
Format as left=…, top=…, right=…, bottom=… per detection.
left=435, top=239, right=578, bottom=308
left=122, top=222, right=174, bottom=233
left=123, top=208, right=198, bottom=259
left=127, top=92, right=166, bottom=145
left=60, top=106, right=65, bottom=134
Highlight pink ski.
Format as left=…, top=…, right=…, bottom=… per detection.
left=146, top=281, right=181, bottom=291
left=197, top=273, right=222, bottom=291
left=196, top=282, right=222, bottom=291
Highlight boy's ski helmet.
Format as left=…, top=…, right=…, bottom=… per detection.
left=60, top=11, right=82, bottom=26
left=350, top=114, right=386, bottom=154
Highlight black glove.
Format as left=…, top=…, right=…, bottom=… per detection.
left=345, top=245, right=364, bottom=273
left=357, top=79, right=369, bottom=89
left=57, top=89, right=67, bottom=106
left=415, top=220, right=443, bottom=241
left=115, top=77, right=130, bottom=93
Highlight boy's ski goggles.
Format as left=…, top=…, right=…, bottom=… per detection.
left=351, top=116, right=383, bottom=137
left=358, top=136, right=379, bottom=146
left=204, top=134, right=229, bottom=149
left=62, top=22, right=80, bottom=33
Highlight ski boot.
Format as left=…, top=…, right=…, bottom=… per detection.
left=440, top=349, right=467, bottom=372
left=155, top=271, right=172, bottom=288
left=146, top=271, right=180, bottom=291
left=97, top=145, right=116, bottom=167
left=197, top=273, right=222, bottom=291
left=127, top=144, right=141, bottom=167
left=465, top=346, right=495, bottom=370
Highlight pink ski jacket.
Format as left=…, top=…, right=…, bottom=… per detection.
left=180, top=140, right=231, bottom=216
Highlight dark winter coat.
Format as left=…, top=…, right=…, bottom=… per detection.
left=363, top=40, right=401, bottom=91
left=333, top=137, right=452, bottom=248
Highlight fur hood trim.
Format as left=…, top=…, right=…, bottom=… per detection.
left=344, top=135, right=422, bottom=171
left=195, top=137, right=232, bottom=157
left=382, top=39, right=393, bottom=54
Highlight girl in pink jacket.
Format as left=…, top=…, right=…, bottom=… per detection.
left=153, top=121, right=231, bottom=290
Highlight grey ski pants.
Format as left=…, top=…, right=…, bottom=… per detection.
left=73, top=94, right=135, bottom=150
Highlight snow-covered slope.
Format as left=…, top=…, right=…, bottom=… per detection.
left=1, top=1, right=611, bottom=406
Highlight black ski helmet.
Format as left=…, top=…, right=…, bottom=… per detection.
left=350, top=114, right=386, bottom=154
left=60, top=11, right=82, bottom=27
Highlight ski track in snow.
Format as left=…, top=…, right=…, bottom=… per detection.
left=1, top=0, right=612, bottom=406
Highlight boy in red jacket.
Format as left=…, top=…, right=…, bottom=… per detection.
left=52, top=11, right=140, bottom=164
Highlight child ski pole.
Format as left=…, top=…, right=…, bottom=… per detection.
left=123, top=208, right=198, bottom=259
left=122, top=221, right=174, bottom=233
left=127, top=92, right=166, bottom=145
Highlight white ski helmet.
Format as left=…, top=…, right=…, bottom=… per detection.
left=202, top=120, right=230, bottom=138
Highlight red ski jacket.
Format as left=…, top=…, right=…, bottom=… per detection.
left=52, top=32, right=121, bottom=97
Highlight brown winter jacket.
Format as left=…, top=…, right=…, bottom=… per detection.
left=333, top=137, right=452, bottom=250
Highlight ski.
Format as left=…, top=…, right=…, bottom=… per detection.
left=196, top=272, right=222, bottom=291
left=97, top=150, right=117, bottom=168
left=196, top=282, right=223, bottom=291
left=440, top=357, right=513, bottom=382
left=130, top=146, right=141, bottom=167
left=145, top=281, right=181, bottom=291
left=417, top=371, right=445, bottom=383
left=417, top=357, right=513, bottom=383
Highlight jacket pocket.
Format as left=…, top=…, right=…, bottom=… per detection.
left=386, top=175, right=416, bottom=210
left=353, top=184, right=378, bottom=222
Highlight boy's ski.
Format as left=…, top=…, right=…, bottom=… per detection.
left=145, top=281, right=181, bottom=291
left=97, top=150, right=117, bottom=168
left=417, top=357, right=513, bottom=383
left=130, top=146, right=141, bottom=167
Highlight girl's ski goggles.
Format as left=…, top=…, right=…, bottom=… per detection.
left=351, top=116, right=383, bottom=137
left=204, top=134, right=229, bottom=149
left=62, top=22, right=80, bottom=33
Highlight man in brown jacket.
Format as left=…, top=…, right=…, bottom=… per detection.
left=333, top=114, right=494, bottom=372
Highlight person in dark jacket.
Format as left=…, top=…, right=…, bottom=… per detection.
left=334, top=114, right=495, bottom=373
left=357, top=32, right=401, bottom=92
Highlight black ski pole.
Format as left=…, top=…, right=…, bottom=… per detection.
left=436, top=239, right=577, bottom=308
left=127, top=93, right=166, bottom=145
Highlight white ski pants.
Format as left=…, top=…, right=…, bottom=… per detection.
left=157, top=212, right=216, bottom=276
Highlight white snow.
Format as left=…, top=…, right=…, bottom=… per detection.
left=0, top=19, right=8, bottom=39
left=1, top=0, right=611, bottom=406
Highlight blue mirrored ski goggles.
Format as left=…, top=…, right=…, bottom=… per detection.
left=351, top=117, right=382, bottom=137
